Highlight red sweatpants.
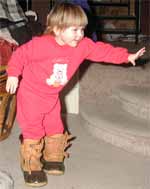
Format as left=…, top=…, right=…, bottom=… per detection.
left=16, top=87, right=64, bottom=140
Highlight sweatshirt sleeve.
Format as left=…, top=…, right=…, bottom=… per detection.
left=7, top=39, right=33, bottom=77
left=83, top=38, right=129, bottom=64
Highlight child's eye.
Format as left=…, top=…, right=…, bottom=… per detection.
left=72, top=28, right=78, bottom=32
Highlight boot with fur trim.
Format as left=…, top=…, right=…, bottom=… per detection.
left=43, top=132, right=72, bottom=175
left=20, top=139, right=47, bottom=187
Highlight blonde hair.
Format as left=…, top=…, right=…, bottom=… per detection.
left=44, top=2, right=88, bottom=35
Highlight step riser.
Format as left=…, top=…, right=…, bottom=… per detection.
left=83, top=120, right=150, bottom=157
left=122, top=100, right=150, bottom=121
left=112, top=86, right=150, bottom=120
left=112, top=95, right=150, bottom=121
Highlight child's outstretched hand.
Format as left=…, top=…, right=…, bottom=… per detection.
left=128, top=47, right=146, bottom=66
left=6, top=76, right=18, bottom=94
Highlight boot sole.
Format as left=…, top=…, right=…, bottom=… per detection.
left=44, top=169, right=64, bottom=176
left=25, top=181, right=47, bottom=187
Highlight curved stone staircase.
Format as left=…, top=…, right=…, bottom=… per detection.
left=79, top=61, right=150, bottom=157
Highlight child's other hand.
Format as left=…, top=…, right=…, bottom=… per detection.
left=128, top=47, right=146, bottom=66
left=6, top=76, right=18, bottom=94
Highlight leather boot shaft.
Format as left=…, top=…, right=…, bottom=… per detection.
left=43, top=132, right=72, bottom=162
left=20, top=139, right=43, bottom=173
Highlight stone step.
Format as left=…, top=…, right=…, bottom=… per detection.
left=80, top=99, right=150, bottom=157
left=112, top=85, right=150, bottom=120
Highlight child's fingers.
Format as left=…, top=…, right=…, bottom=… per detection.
left=6, top=80, right=11, bottom=93
left=130, top=60, right=136, bottom=66
left=137, top=47, right=146, bottom=57
left=7, top=84, right=17, bottom=94
left=10, top=84, right=17, bottom=94
left=6, top=81, right=14, bottom=94
left=6, top=77, right=18, bottom=94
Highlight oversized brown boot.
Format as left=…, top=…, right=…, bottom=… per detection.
left=20, top=139, right=47, bottom=187
left=43, top=132, right=72, bottom=175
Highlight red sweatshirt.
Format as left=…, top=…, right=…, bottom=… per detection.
left=7, top=35, right=129, bottom=96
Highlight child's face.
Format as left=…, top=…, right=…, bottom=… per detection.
left=54, top=26, right=85, bottom=47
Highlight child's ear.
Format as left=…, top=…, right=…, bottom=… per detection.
left=53, top=27, right=61, bottom=36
